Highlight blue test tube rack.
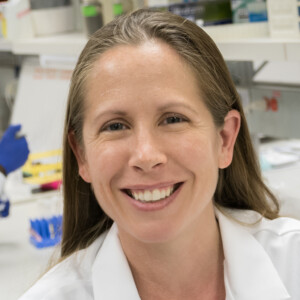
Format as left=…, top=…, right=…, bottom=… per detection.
left=30, top=215, right=62, bottom=248
left=0, top=199, right=10, bottom=218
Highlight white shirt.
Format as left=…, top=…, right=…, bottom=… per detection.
left=19, top=207, right=300, bottom=300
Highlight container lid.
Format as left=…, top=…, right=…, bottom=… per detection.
left=113, top=3, right=123, bottom=16
left=82, top=5, right=101, bottom=17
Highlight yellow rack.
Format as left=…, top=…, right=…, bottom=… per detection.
left=22, top=149, right=62, bottom=185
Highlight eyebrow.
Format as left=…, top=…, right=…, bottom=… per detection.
left=93, top=101, right=199, bottom=124
left=157, top=102, right=199, bottom=115
left=92, top=110, right=128, bottom=125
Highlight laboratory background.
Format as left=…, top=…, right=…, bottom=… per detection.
left=0, top=0, right=300, bottom=299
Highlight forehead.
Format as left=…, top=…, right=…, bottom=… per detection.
left=83, top=40, right=206, bottom=117
left=87, top=40, right=198, bottom=88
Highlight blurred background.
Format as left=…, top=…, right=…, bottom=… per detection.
left=0, top=1, right=300, bottom=299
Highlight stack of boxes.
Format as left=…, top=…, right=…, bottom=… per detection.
left=266, top=0, right=300, bottom=38
left=147, top=0, right=233, bottom=26
left=231, top=0, right=268, bottom=23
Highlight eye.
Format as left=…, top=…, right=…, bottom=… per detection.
left=162, top=114, right=188, bottom=125
left=101, top=122, right=128, bottom=132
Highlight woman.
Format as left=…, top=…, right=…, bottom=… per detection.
left=20, top=9, right=300, bottom=300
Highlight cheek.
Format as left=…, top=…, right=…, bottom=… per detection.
left=171, top=132, right=220, bottom=195
left=85, top=141, right=128, bottom=184
left=170, top=131, right=219, bottom=168
left=84, top=142, right=129, bottom=217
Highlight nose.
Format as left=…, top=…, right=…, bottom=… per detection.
left=128, top=130, right=167, bottom=172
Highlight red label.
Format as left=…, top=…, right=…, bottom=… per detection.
left=17, top=8, right=31, bottom=19
left=264, top=97, right=278, bottom=112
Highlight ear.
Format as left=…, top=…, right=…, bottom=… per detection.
left=68, top=131, right=92, bottom=183
left=218, top=110, right=241, bottom=169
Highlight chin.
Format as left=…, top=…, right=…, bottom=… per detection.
left=128, top=220, right=184, bottom=245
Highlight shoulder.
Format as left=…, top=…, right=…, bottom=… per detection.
left=220, top=208, right=300, bottom=296
left=223, top=207, right=300, bottom=247
left=252, top=214, right=300, bottom=259
left=19, top=230, right=109, bottom=300
left=217, top=207, right=300, bottom=272
left=252, top=214, right=300, bottom=295
left=255, top=214, right=300, bottom=237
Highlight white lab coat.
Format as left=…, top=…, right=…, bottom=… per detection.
left=19, top=207, right=300, bottom=300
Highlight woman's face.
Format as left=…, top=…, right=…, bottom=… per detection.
left=72, top=40, right=238, bottom=244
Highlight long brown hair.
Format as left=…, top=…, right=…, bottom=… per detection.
left=61, top=9, right=279, bottom=258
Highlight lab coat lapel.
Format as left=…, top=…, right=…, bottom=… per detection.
left=215, top=208, right=290, bottom=300
left=92, top=223, right=141, bottom=300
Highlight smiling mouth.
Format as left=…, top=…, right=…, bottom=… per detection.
left=123, top=182, right=183, bottom=203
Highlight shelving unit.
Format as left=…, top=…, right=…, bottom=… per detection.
left=1, top=31, right=300, bottom=61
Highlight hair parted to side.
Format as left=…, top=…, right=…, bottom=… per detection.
left=62, top=9, right=279, bottom=258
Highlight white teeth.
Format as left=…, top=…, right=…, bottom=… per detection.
left=144, top=191, right=152, bottom=201
left=152, top=189, right=160, bottom=201
left=166, top=187, right=171, bottom=197
left=130, top=185, right=176, bottom=202
left=133, top=192, right=138, bottom=200
left=138, top=191, right=144, bottom=201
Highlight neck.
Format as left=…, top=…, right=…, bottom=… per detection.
left=118, top=205, right=225, bottom=300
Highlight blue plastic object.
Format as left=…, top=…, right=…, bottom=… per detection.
left=29, top=215, right=62, bottom=248
left=0, top=124, right=30, bottom=175
left=249, top=11, right=268, bottom=22
left=0, top=198, right=10, bottom=217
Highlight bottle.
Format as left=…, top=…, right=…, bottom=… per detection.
left=81, top=0, right=103, bottom=35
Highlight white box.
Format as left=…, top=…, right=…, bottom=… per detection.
left=147, top=0, right=181, bottom=7
left=267, top=0, right=300, bottom=38
left=31, top=5, right=75, bottom=37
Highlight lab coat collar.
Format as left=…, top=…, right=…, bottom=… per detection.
left=91, top=209, right=290, bottom=300
left=215, top=207, right=290, bottom=300
left=92, top=223, right=141, bottom=300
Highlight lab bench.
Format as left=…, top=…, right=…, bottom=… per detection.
left=0, top=195, right=61, bottom=300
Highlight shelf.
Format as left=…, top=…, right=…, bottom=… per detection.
left=1, top=31, right=300, bottom=61
left=285, top=41, right=300, bottom=62
left=12, top=32, right=88, bottom=56
left=217, top=38, right=300, bottom=62
left=202, top=22, right=300, bottom=62
left=0, top=38, right=12, bottom=52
